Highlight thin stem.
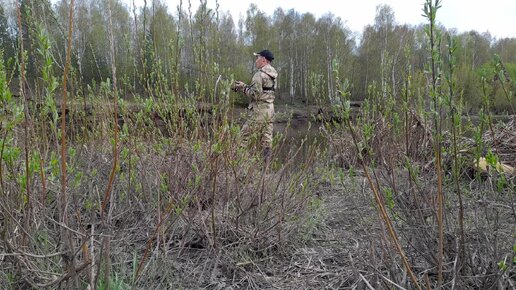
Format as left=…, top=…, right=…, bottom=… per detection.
left=59, top=0, right=78, bottom=287
left=100, top=1, right=121, bottom=288
left=446, top=35, right=466, bottom=271
left=425, top=0, right=444, bottom=285
left=101, top=0, right=120, bottom=219
left=16, top=0, right=31, bottom=214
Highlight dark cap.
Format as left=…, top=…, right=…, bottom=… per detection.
left=253, top=49, right=274, bottom=61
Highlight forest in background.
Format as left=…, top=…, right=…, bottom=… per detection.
left=0, top=0, right=515, bottom=112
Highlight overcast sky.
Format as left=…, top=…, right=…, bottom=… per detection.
left=125, top=0, right=515, bottom=39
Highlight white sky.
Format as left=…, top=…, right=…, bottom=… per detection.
left=125, top=0, right=515, bottom=39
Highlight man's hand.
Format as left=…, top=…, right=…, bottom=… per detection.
left=231, top=81, right=245, bottom=92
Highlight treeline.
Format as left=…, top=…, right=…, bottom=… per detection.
left=1, top=0, right=515, bottom=112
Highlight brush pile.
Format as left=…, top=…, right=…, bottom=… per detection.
left=483, top=116, right=516, bottom=168
left=459, top=116, right=516, bottom=177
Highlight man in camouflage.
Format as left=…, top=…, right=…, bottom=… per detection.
left=233, top=49, right=278, bottom=164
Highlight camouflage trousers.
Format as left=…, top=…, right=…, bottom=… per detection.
left=241, top=102, right=274, bottom=149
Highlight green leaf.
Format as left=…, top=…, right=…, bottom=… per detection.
left=485, top=149, right=498, bottom=167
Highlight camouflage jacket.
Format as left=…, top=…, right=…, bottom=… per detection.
left=243, top=64, right=278, bottom=103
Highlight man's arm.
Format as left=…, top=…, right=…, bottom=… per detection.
left=243, top=72, right=263, bottom=100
